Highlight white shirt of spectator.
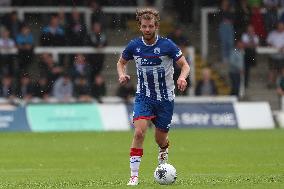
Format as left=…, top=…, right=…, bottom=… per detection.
left=241, top=33, right=259, bottom=46
left=267, top=30, right=284, bottom=49
left=0, top=38, right=15, bottom=48
left=263, top=0, right=284, bottom=7
left=263, top=0, right=279, bottom=7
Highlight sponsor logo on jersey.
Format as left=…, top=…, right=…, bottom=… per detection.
left=135, top=56, right=162, bottom=66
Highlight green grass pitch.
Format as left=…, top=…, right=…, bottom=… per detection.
left=0, top=129, right=283, bottom=189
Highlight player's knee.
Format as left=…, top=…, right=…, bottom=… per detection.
left=134, top=128, right=145, bottom=141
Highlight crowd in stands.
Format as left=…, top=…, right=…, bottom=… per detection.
left=2, top=0, right=284, bottom=102
left=0, top=0, right=168, bottom=103
left=217, top=0, right=284, bottom=97
left=0, top=0, right=138, bottom=7
left=0, top=0, right=112, bottom=103
left=195, top=68, right=218, bottom=96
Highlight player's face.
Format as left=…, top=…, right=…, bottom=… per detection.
left=140, top=18, right=158, bottom=43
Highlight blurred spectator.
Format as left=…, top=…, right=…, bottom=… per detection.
left=116, top=81, right=135, bottom=103
left=12, top=0, right=90, bottom=6
left=39, top=53, right=63, bottom=85
left=229, top=40, right=244, bottom=97
left=276, top=68, right=284, bottom=110
left=144, top=0, right=154, bottom=6
left=110, top=0, right=132, bottom=28
left=276, top=69, right=284, bottom=96
left=263, top=0, right=279, bottom=33
left=41, top=15, right=66, bottom=46
left=0, top=74, right=15, bottom=99
left=218, top=0, right=235, bottom=64
left=229, top=0, right=237, bottom=6
left=66, top=9, right=88, bottom=46
left=16, top=25, right=34, bottom=75
left=91, top=74, right=106, bottom=103
left=16, top=74, right=34, bottom=101
left=0, top=29, right=16, bottom=76
left=167, top=26, right=190, bottom=96
left=90, top=0, right=104, bottom=24
left=266, top=22, right=284, bottom=88
left=263, top=0, right=280, bottom=7
left=200, top=0, right=219, bottom=6
left=173, top=1, right=194, bottom=24
left=241, top=24, right=259, bottom=88
left=250, top=5, right=267, bottom=44
left=195, top=68, right=218, bottom=96
left=0, top=0, right=11, bottom=6
left=52, top=73, right=74, bottom=102
left=280, top=11, right=284, bottom=23
left=69, top=54, right=91, bottom=81
left=58, top=9, right=66, bottom=27
left=74, top=76, right=92, bottom=102
left=33, top=75, right=51, bottom=100
left=2, top=11, right=23, bottom=40
left=167, top=26, right=190, bottom=47
left=88, top=22, right=107, bottom=78
left=234, top=0, right=251, bottom=40
left=110, top=0, right=137, bottom=6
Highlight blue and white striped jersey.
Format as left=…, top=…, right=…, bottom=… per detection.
left=122, top=35, right=182, bottom=101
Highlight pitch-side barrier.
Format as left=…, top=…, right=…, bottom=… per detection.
left=0, top=96, right=275, bottom=132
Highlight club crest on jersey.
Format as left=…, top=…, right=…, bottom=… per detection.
left=154, top=47, right=160, bottom=54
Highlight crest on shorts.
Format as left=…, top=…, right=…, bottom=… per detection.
left=154, top=47, right=160, bottom=54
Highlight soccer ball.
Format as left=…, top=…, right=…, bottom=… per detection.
left=154, top=163, right=177, bottom=185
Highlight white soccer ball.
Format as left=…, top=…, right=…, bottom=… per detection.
left=154, top=163, right=177, bottom=185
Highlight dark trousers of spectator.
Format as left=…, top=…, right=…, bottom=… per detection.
left=244, top=48, right=256, bottom=88
left=229, top=72, right=241, bottom=96
left=90, top=54, right=104, bottom=81
left=219, top=22, right=234, bottom=63
left=268, top=55, right=284, bottom=87
left=0, top=55, right=16, bottom=76
left=18, top=50, right=34, bottom=75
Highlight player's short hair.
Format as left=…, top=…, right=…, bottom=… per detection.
left=136, top=8, right=160, bottom=26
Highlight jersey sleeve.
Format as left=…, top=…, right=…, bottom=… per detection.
left=122, top=40, right=135, bottom=61
left=167, top=39, right=183, bottom=62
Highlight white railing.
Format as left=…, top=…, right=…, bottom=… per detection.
left=201, top=7, right=218, bottom=59
left=33, top=46, right=125, bottom=61
left=256, top=46, right=279, bottom=54
left=0, top=46, right=124, bottom=61
left=201, top=7, right=284, bottom=59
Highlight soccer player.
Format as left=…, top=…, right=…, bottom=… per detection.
left=116, top=8, right=190, bottom=186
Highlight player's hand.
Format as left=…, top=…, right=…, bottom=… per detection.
left=177, top=77, right=187, bottom=92
left=119, top=74, right=130, bottom=85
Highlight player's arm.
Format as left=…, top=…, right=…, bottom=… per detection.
left=117, top=56, right=130, bottom=85
left=176, top=56, right=190, bottom=92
